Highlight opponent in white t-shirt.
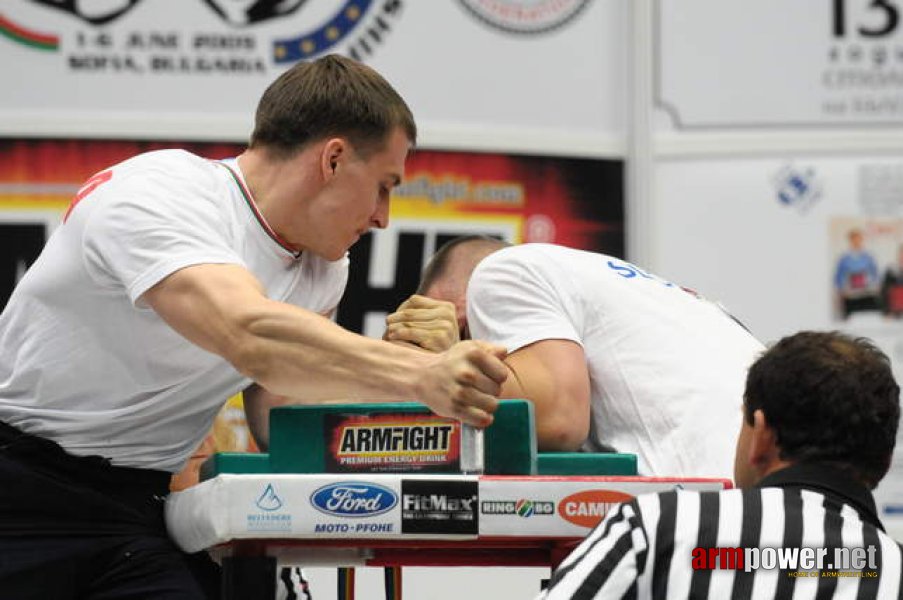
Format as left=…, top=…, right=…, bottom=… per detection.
left=387, top=239, right=765, bottom=479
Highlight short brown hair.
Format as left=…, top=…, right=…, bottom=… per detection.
left=417, top=235, right=509, bottom=295
left=250, top=54, right=416, bottom=159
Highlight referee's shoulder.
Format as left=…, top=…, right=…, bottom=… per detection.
left=631, top=485, right=749, bottom=515
left=651, top=485, right=747, bottom=502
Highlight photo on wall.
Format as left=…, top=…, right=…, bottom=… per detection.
left=829, top=217, right=903, bottom=322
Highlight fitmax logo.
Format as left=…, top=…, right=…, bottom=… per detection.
left=403, top=494, right=475, bottom=511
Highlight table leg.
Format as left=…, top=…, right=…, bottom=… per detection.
left=384, top=566, right=402, bottom=599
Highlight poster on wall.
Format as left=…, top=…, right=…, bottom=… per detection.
left=828, top=216, right=903, bottom=322
left=657, top=0, right=903, bottom=128
left=0, top=140, right=623, bottom=332
left=0, top=0, right=624, bottom=150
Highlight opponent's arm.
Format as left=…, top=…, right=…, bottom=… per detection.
left=383, top=294, right=590, bottom=450
left=501, top=339, right=591, bottom=451
left=142, top=264, right=508, bottom=428
left=243, top=384, right=287, bottom=451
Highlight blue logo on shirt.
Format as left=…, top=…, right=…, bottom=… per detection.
left=606, top=259, right=675, bottom=288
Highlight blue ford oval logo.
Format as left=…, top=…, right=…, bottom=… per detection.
left=310, top=482, right=397, bottom=517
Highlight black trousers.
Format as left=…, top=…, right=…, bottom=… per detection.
left=0, top=420, right=221, bottom=599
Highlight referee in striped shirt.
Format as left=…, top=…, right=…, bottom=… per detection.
left=539, top=330, right=902, bottom=600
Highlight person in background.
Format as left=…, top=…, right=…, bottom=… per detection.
left=537, top=330, right=902, bottom=599
left=881, top=243, right=903, bottom=317
left=834, top=228, right=881, bottom=318
left=0, top=55, right=507, bottom=598
left=385, top=237, right=763, bottom=479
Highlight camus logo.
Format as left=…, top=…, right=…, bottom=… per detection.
left=558, top=490, right=633, bottom=528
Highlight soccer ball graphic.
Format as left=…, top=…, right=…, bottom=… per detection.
left=30, top=0, right=143, bottom=25
left=201, top=0, right=309, bottom=26
left=29, top=0, right=309, bottom=26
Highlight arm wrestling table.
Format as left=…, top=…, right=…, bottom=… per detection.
left=164, top=401, right=731, bottom=599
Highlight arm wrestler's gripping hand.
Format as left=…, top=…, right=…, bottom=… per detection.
left=384, top=295, right=460, bottom=352
left=415, top=341, right=508, bottom=427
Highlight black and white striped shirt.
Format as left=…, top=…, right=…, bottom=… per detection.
left=539, top=464, right=903, bottom=600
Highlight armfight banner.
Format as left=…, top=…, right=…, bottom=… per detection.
left=0, top=139, right=623, bottom=338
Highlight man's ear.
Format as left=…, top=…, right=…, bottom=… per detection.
left=321, top=138, right=345, bottom=179
left=748, top=409, right=780, bottom=470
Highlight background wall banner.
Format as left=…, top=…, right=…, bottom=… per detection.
left=336, top=151, right=623, bottom=337
left=0, top=0, right=626, bottom=152
left=652, top=154, right=903, bottom=537
left=0, top=140, right=624, bottom=331
left=657, top=0, right=903, bottom=129
left=0, top=139, right=245, bottom=308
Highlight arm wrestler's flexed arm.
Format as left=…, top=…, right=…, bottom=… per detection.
left=385, top=295, right=590, bottom=451
left=142, top=264, right=508, bottom=430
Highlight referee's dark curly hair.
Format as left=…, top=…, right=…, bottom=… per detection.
left=744, top=330, right=900, bottom=489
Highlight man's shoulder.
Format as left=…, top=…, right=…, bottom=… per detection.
left=112, top=149, right=225, bottom=185
left=108, top=150, right=227, bottom=201
left=117, top=148, right=207, bottom=170
left=474, top=243, right=599, bottom=279
left=630, top=487, right=750, bottom=518
left=489, top=243, right=596, bottom=261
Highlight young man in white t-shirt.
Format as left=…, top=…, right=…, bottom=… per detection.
left=385, top=237, right=764, bottom=479
left=0, top=57, right=507, bottom=598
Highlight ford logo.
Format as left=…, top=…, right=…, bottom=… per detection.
left=310, top=482, right=398, bottom=517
